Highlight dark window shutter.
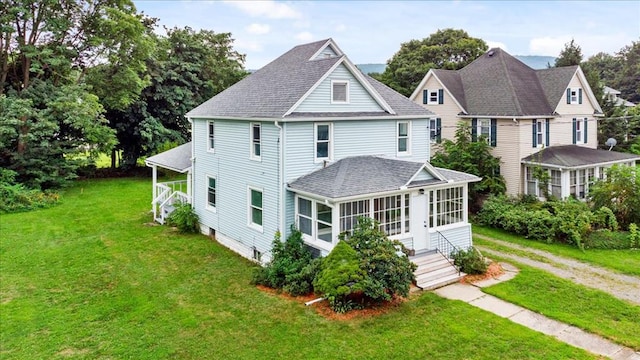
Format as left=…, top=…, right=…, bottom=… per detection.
left=532, top=120, right=537, bottom=147
left=490, top=119, right=497, bottom=147
left=438, top=89, right=444, bottom=104
left=545, top=119, right=550, bottom=146
left=471, top=118, right=478, bottom=142
left=423, top=89, right=428, bottom=104
left=567, top=88, right=571, bottom=104
left=572, top=118, right=577, bottom=144
left=436, top=118, right=442, bottom=143
left=584, top=118, right=588, bottom=143
left=578, top=88, right=583, bottom=104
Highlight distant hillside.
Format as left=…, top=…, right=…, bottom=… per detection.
left=356, top=56, right=556, bottom=75
left=356, top=63, right=386, bottom=75
left=514, top=55, right=556, bottom=69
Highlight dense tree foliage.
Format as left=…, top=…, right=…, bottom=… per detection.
left=431, top=122, right=506, bottom=210
left=589, top=164, right=640, bottom=229
left=583, top=41, right=640, bottom=106
left=375, top=29, right=487, bottom=96
left=0, top=0, right=153, bottom=188
left=105, top=27, right=247, bottom=167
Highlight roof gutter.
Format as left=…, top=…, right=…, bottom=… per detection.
left=186, top=114, right=430, bottom=122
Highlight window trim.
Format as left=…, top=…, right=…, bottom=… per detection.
left=296, top=195, right=335, bottom=250
left=248, top=186, right=264, bottom=232
left=207, top=121, right=215, bottom=153
left=250, top=122, right=261, bottom=161
left=429, top=186, right=465, bottom=229
left=331, top=80, right=349, bottom=104
left=314, top=123, right=333, bottom=162
left=397, top=121, right=411, bottom=156
left=206, top=175, right=217, bottom=212
left=427, top=90, right=439, bottom=104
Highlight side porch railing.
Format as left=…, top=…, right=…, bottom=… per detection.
left=434, top=230, right=461, bottom=276
left=152, top=180, right=190, bottom=224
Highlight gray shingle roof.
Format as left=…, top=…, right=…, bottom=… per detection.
left=435, top=48, right=580, bottom=117
left=288, top=156, right=479, bottom=199
left=145, top=142, right=192, bottom=173
left=522, top=145, right=640, bottom=168
left=186, top=39, right=434, bottom=119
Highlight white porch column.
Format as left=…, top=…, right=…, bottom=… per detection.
left=152, top=165, right=157, bottom=204
left=331, top=201, right=340, bottom=245
left=463, top=183, right=469, bottom=223
left=561, top=169, right=570, bottom=199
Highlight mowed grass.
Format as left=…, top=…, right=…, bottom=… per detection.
left=0, top=179, right=596, bottom=359
left=473, top=225, right=640, bottom=276
left=482, top=263, right=640, bottom=351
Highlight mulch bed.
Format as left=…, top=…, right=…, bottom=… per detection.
left=256, top=285, right=409, bottom=321
left=461, top=261, right=504, bottom=284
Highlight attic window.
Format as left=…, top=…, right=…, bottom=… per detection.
left=331, top=80, right=349, bottom=103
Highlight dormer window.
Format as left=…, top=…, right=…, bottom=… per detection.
left=331, top=80, right=349, bottom=103
left=567, top=88, right=583, bottom=104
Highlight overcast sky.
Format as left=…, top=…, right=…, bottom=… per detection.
left=133, top=0, right=640, bottom=70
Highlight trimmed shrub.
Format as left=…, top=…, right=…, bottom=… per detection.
left=313, top=241, right=365, bottom=312
left=166, top=202, right=200, bottom=233
left=451, top=246, right=488, bottom=275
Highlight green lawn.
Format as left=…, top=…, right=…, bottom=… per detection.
left=0, top=179, right=596, bottom=359
left=474, top=225, right=640, bottom=276
left=482, top=263, right=640, bottom=351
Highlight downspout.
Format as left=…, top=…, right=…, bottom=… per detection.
left=188, top=116, right=195, bottom=206
left=274, top=120, right=285, bottom=235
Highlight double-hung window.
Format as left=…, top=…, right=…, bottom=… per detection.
left=331, top=80, right=349, bottom=103
left=550, top=170, right=561, bottom=198
left=315, top=123, right=332, bottom=161
left=479, top=119, right=491, bottom=142
left=207, top=176, right=216, bottom=210
left=429, top=187, right=464, bottom=228
left=207, top=121, right=215, bottom=152
left=397, top=121, right=410, bottom=155
left=250, top=123, right=261, bottom=160
left=297, top=197, right=333, bottom=244
left=249, top=187, right=263, bottom=231
left=573, top=118, right=588, bottom=144
left=533, top=119, right=549, bottom=147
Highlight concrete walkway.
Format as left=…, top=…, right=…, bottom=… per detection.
left=433, top=263, right=640, bottom=360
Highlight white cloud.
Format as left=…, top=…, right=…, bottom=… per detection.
left=246, top=23, right=270, bottom=35
left=295, top=31, right=313, bottom=42
left=235, top=38, right=264, bottom=52
left=486, top=40, right=507, bottom=52
left=224, top=0, right=301, bottom=19
left=529, top=36, right=571, bottom=56
left=335, top=24, right=347, bottom=32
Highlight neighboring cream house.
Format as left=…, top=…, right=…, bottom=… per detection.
left=604, top=86, right=636, bottom=108
left=410, top=48, right=640, bottom=199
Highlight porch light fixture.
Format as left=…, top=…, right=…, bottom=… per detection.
left=419, top=189, right=425, bottom=195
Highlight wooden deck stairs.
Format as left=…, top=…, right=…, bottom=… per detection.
left=412, top=251, right=465, bottom=290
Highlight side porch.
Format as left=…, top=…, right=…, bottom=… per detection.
left=145, top=142, right=193, bottom=224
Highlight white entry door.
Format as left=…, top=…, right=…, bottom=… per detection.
left=410, top=190, right=429, bottom=252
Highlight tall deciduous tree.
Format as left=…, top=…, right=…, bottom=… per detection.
left=431, top=122, right=506, bottom=211
left=0, top=0, right=152, bottom=188
left=106, top=27, right=248, bottom=167
left=375, top=29, right=488, bottom=96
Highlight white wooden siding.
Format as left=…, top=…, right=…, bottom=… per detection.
left=192, top=118, right=281, bottom=257
left=283, top=119, right=430, bottom=183
left=293, top=64, right=385, bottom=113
left=413, top=168, right=435, bottom=181
left=430, top=223, right=473, bottom=250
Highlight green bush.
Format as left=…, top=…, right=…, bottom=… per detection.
left=343, top=217, right=417, bottom=302
left=251, top=228, right=319, bottom=296
left=451, top=246, right=488, bottom=275
left=313, top=241, right=365, bottom=313
left=166, top=202, right=200, bottom=233
left=592, top=207, right=619, bottom=231
left=0, top=169, right=60, bottom=213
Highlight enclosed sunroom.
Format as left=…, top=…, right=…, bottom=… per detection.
left=522, top=145, right=640, bottom=200
left=287, top=156, right=480, bottom=257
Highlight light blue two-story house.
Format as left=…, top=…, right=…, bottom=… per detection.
left=147, top=39, right=480, bottom=289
